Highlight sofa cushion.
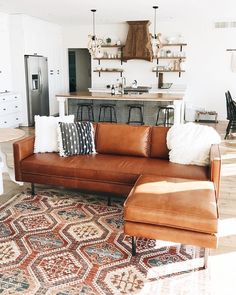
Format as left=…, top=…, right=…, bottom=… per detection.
left=124, top=175, right=218, bottom=234
left=96, top=123, right=151, bottom=157
left=21, top=153, right=147, bottom=185
left=21, top=152, right=208, bottom=189
left=150, top=126, right=169, bottom=159
left=142, top=158, right=209, bottom=181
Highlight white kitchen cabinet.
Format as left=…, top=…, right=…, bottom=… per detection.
left=0, top=15, right=12, bottom=92
left=0, top=93, right=21, bottom=127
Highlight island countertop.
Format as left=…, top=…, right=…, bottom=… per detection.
left=56, top=91, right=185, bottom=124
left=56, top=91, right=184, bottom=102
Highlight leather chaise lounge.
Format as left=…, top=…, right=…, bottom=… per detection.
left=13, top=123, right=221, bottom=267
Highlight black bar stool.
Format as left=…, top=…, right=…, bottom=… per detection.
left=127, top=104, right=144, bottom=125
left=156, top=106, right=174, bottom=126
left=76, top=102, right=94, bottom=122
left=98, top=104, right=117, bottom=123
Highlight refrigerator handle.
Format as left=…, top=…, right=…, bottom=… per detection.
left=38, top=70, right=43, bottom=94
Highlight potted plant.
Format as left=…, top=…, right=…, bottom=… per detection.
left=166, top=50, right=172, bottom=57
left=106, top=37, right=112, bottom=45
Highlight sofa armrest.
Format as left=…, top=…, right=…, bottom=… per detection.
left=209, top=144, right=221, bottom=201
left=13, top=135, right=35, bottom=181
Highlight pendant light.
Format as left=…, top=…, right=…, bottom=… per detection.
left=88, top=9, right=102, bottom=57
left=151, top=6, right=162, bottom=57
left=152, top=6, right=159, bottom=40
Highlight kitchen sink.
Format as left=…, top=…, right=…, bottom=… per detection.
left=124, top=86, right=151, bottom=94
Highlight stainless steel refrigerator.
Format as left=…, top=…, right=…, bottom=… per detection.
left=25, top=55, right=49, bottom=126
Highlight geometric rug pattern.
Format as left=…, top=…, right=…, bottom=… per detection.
left=0, top=190, right=204, bottom=295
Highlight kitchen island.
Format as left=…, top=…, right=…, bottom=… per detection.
left=56, top=91, right=185, bottom=124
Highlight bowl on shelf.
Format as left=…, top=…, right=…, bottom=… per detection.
left=166, top=36, right=177, bottom=44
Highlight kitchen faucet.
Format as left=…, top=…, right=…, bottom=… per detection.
left=132, top=80, right=138, bottom=88
left=120, top=77, right=126, bottom=94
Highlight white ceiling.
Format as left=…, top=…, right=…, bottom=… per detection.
left=0, top=0, right=236, bottom=25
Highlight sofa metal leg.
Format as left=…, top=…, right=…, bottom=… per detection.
left=132, top=236, right=136, bottom=256
left=203, top=248, right=209, bottom=269
left=31, top=183, right=35, bottom=196
left=107, top=196, right=111, bottom=206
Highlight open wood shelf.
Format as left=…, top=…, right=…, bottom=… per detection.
left=152, top=70, right=185, bottom=73
left=94, top=57, right=123, bottom=65
left=158, top=43, right=187, bottom=47
left=153, top=56, right=186, bottom=60
left=94, top=69, right=124, bottom=77
left=101, top=45, right=124, bottom=48
left=94, top=58, right=121, bottom=60
left=157, top=43, right=187, bottom=52
left=152, top=69, right=185, bottom=78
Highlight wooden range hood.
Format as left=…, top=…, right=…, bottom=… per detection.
left=123, top=20, right=153, bottom=62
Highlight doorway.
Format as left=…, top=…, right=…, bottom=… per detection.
left=68, top=49, right=91, bottom=92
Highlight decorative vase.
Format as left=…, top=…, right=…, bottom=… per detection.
left=95, top=50, right=103, bottom=58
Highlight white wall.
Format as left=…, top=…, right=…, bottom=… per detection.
left=62, top=20, right=236, bottom=120
left=0, top=13, right=12, bottom=92
left=9, top=14, right=67, bottom=125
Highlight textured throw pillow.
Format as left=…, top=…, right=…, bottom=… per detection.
left=58, top=121, right=96, bottom=157
left=34, top=115, right=74, bottom=153
left=167, top=122, right=221, bottom=166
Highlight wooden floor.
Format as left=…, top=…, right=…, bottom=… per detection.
left=1, top=121, right=236, bottom=294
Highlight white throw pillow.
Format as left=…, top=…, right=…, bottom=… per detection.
left=166, top=122, right=221, bottom=166
left=34, top=115, right=74, bottom=153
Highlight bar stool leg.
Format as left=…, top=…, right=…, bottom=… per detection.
left=89, top=106, right=94, bottom=122
left=88, top=106, right=91, bottom=121
left=103, top=106, right=106, bottom=121
left=167, top=109, right=170, bottom=126
left=76, top=106, right=80, bottom=121
left=156, top=108, right=161, bottom=125
left=164, top=109, right=168, bottom=126
left=109, top=106, right=112, bottom=122
left=80, top=105, right=83, bottom=121
left=140, top=106, right=144, bottom=125
left=98, top=106, right=102, bottom=121
left=127, top=107, right=132, bottom=124
left=113, top=107, right=117, bottom=123
left=91, top=106, right=95, bottom=122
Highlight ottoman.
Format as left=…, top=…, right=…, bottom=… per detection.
left=124, top=175, right=219, bottom=268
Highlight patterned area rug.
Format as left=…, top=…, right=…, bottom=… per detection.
left=0, top=190, right=204, bottom=295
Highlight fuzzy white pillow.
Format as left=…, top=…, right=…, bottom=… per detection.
left=34, top=115, right=74, bottom=153
left=167, top=122, right=221, bottom=166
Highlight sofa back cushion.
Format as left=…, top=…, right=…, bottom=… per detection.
left=150, top=126, right=169, bottom=159
left=96, top=123, right=151, bottom=157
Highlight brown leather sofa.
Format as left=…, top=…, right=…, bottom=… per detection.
left=14, top=123, right=221, bottom=267
left=13, top=123, right=220, bottom=199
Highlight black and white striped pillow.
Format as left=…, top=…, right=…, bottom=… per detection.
left=58, top=122, right=96, bottom=157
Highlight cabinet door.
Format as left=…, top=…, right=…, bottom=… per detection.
left=0, top=26, right=12, bottom=92
left=0, top=113, right=20, bottom=128
left=0, top=101, right=20, bottom=116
